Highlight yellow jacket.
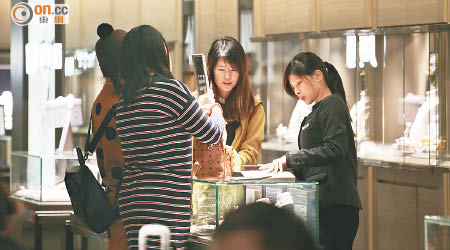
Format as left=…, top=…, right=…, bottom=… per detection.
left=232, top=97, right=265, bottom=165
left=192, top=89, right=265, bottom=165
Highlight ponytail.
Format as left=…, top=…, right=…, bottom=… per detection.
left=323, top=61, right=348, bottom=108
left=284, top=52, right=349, bottom=110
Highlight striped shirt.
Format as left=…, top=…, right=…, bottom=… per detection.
left=115, top=75, right=224, bottom=249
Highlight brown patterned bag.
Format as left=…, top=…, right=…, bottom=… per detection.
left=193, top=138, right=233, bottom=179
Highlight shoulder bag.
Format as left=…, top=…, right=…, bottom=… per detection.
left=64, top=107, right=118, bottom=234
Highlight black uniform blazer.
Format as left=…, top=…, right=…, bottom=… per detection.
left=286, top=94, right=362, bottom=211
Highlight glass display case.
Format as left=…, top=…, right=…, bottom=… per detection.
left=10, top=151, right=98, bottom=202
left=424, top=215, right=450, bottom=250
left=251, top=25, right=450, bottom=167
left=191, top=179, right=318, bottom=242
left=357, top=29, right=449, bottom=167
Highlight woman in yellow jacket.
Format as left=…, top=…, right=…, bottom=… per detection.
left=207, top=36, right=265, bottom=167
left=192, top=37, right=265, bottom=229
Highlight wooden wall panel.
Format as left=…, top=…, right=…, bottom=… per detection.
left=65, top=0, right=81, bottom=49
left=262, top=0, right=285, bottom=35
left=354, top=166, right=369, bottom=250
left=262, top=0, right=315, bottom=35
left=375, top=182, right=418, bottom=250
left=320, top=0, right=371, bottom=31
left=195, top=0, right=238, bottom=55
left=80, top=0, right=111, bottom=48
left=378, top=0, right=447, bottom=27
left=195, top=0, right=216, bottom=55
left=215, top=0, right=239, bottom=39
left=286, top=0, right=315, bottom=33
left=111, top=0, right=139, bottom=32
left=68, top=0, right=180, bottom=48
left=448, top=0, right=450, bottom=24
left=253, top=0, right=263, bottom=37
left=0, top=0, right=11, bottom=49
left=140, top=0, right=178, bottom=42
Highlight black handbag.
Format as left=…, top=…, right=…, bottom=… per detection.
left=65, top=107, right=118, bottom=234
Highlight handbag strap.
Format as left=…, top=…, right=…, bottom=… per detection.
left=84, top=104, right=117, bottom=159
left=84, top=115, right=92, bottom=154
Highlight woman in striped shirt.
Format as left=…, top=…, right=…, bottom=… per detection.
left=115, top=25, right=225, bottom=250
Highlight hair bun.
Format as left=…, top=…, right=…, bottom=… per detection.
left=97, top=23, right=114, bottom=39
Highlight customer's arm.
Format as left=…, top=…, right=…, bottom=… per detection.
left=169, top=80, right=225, bottom=144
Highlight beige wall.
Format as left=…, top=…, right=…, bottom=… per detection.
left=0, top=0, right=11, bottom=50
left=65, top=0, right=180, bottom=48
left=320, top=0, right=371, bottom=30
left=262, top=0, right=316, bottom=35
left=254, top=0, right=449, bottom=36
left=65, top=0, right=182, bottom=79
left=377, top=0, right=447, bottom=27
left=194, top=0, right=239, bottom=55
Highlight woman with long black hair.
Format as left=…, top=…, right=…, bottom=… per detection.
left=263, top=52, right=362, bottom=250
left=206, top=36, right=265, bottom=167
left=115, top=25, right=224, bottom=250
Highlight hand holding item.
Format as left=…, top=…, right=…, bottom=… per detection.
left=198, top=88, right=215, bottom=113
left=204, top=101, right=227, bottom=143
left=259, top=155, right=287, bottom=174
left=224, top=145, right=241, bottom=171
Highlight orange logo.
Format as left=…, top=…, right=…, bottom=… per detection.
left=11, top=2, right=33, bottom=26
left=11, top=2, right=69, bottom=25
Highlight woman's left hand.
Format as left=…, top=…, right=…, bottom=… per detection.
left=259, top=155, right=286, bottom=174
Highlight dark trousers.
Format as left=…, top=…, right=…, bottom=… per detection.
left=319, top=205, right=360, bottom=250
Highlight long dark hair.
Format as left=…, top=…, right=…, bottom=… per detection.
left=207, top=37, right=255, bottom=121
left=283, top=52, right=348, bottom=108
left=120, top=25, right=173, bottom=105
